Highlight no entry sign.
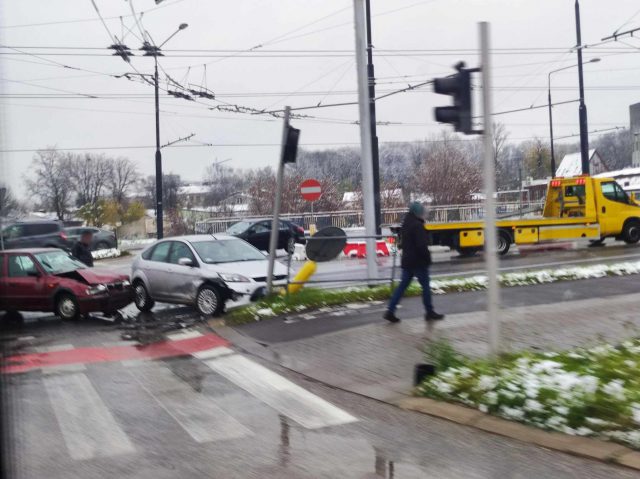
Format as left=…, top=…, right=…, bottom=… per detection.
left=300, top=179, right=322, bottom=201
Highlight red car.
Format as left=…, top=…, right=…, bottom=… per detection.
left=0, top=248, right=133, bottom=320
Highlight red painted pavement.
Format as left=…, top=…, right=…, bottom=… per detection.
left=1, top=333, right=230, bottom=374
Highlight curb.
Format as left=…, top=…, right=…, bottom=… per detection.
left=396, top=397, right=640, bottom=470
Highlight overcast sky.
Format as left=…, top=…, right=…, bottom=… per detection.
left=1, top=0, right=639, bottom=198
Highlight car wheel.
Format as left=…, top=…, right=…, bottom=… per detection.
left=133, top=281, right=155, bottom=312
left=196, top=285, right=222, bottom=316
left=286, top=237, right=296, bottom=254
left=95, top=241, right=110, bottom=251
left=56, top=293, right=80, bottom=321
left=623, top=220, right=640, bottom=244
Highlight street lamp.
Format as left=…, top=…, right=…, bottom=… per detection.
left=141, top=23, right=189, bottom=239
left=547, top=57, right=600, bottom=176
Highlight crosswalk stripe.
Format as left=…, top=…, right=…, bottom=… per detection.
left=202, top=354, right=358, bottom=429
left=128, top=364, right=252, bottom=443
left=43, top=372, right=135, bottom=461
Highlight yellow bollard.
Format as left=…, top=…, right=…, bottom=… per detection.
left=284, top=260, right=317, bottom=294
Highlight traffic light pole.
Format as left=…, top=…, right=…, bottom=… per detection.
left=365, top=0, right=382, bottom=235
left=354, top=0, right=378, bottom=283
left=154, top=56, right=164, bottom=239
left=267, top=106, right=290, bottom=294
left=480, top=22, right=500, bottom=358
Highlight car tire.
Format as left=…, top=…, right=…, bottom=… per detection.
left=133, top=281, right=155, bottom=312
left=95, top=241, right=110, bottom=251
left=196, top=285, right=223, bottom=316
left=286, top=237, right=296, bottom=255
left=622, top=220, right=640, bottom=244
left=56, top=293, right=80, bottom=321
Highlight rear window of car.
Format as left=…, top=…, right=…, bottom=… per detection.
left=148, top=242, right=171, bottom=262
left=25, top=223, right=58, bottom=235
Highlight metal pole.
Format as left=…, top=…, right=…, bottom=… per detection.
left=365, top=0, right=382, bottom=235
left=354, top=0, right=378, bottom=283
left=154, top=56, right=164, bottom=239
left=575, top=0, right=590, bottom=175
left=0, top=187, right=5, bottom=250
left=547, top=74, right=556, bottom=176
left=267, top=106, right=290, bottom=294
left=480, top=22, right=500, bottom=357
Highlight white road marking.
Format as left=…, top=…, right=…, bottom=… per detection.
left=42, top=363, right=87, bottom=375
left=35, top=344, right=74, bottom=353
left=166, top=330, right=204, bottom=341
left=192, top=346, right=235, bottom=360
left=129, top=364, right=251, bottom=443
left=44, top=372, right=134, bottom=461
left=203, top=354, right=357, bottom=429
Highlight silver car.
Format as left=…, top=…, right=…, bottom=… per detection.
left=131, top=234, right=289, bottom=316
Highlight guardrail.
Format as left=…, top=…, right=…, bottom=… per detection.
left=193, top=200, right=545, bottom=234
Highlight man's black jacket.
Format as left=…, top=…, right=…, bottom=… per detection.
left=400, top=211, right=431, bottom=269
left=72, top=242, right=94, bottom=267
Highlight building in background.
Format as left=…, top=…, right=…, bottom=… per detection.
left=555, top=149, right=607, bottom=177
left=631, top=103, right=640, bottom=168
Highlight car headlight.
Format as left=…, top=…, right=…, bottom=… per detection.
left=218, top=272, right=250, bottom=283
left=86, top=284, right=108, bottom=295
left=122, top=280, right=131, bottom=287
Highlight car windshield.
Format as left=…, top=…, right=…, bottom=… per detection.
left=226, top=221, right=251, bottom=235
left=35, top=250, right=86, bottom=274
left=191, top=239, right=265, bottom=264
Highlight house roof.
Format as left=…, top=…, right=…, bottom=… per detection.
left=594, top=166, right=640, bottom=191
left=555, top=149, right=598, bottom=177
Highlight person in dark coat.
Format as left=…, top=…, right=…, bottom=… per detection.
left=384, top=202, right=444, bottom=323
left=72, top=230, right=94, bottom=267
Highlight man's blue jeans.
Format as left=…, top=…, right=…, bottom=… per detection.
left=387, top=267, right=433, bottom=314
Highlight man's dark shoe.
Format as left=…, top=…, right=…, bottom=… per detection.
left=384, top=311, right=400, bottom=323
left=426, top=311, right=445, bottom=321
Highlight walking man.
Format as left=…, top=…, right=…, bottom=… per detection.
left=384, top=202, right=444, bottom=323
left=72, top=230, right=94, bottom=267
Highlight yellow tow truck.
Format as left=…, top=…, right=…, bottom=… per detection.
left=424, top=176, right=640, bottom=256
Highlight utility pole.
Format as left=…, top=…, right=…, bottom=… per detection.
left=547, top=83, right=556, bottom=176
left=267, top=106, right=290, bottom=294
left=365, top=0, right=382, bottom=235
left=354, top=0, right=378, bottom=282
left=575, top=0, right=590, bottom=175
left=154, top=56, right=163, bottom=239
left=480, top=22, right=500, bottom=358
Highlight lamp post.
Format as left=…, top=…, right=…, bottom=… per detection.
left=142, top=23, right=188, bottom=239
left=547, top=57, right=600, bottom=176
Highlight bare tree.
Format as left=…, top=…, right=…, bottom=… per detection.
left=109, top=157, right=139, bottom=203
left=592, top=129, right=632, bottom=170
left=68, top=153, right=112, bottom=207
left=522, top=137, right=552, bottom=179
left=413, top=133, right=482, bottom=205
left=26, top=148, right=73, bottom=220
left=0, top=185, right=25, bottom=219
left=143, top=174, right=182, bottom=212
left=204, top=163, right=245, bottom=206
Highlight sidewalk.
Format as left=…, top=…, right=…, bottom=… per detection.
left=221, top=292, right=640, bottom=403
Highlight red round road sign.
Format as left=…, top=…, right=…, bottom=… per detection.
left=300, top=179, right=322, bottom=201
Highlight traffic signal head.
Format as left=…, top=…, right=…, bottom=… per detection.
left=433, top=65, right=473, bottom=134
left=283, top=126, right=300, bottom=164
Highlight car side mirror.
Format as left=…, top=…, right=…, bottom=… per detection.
left=178, top=257, right=194, bottom=267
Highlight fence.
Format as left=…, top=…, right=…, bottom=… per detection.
left=192, top=200, right=545, bottom=234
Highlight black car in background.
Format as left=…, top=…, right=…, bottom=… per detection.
left=226, top=219, right=305, bottom=253
left=1, top=220, right=71, bottom=250
left=65, top=227, right=117, bottom=251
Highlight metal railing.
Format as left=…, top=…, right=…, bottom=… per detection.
left=193, top=200, right=545, bottom=234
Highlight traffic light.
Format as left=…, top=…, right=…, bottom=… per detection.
left=282, top=125, right=300, bottom=164
left=433, top=62, right=475, bottom=135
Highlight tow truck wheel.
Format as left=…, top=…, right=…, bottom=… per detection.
left=497, top=230, right=511, bottom=256
left=622, top=220, right=640, bottom=244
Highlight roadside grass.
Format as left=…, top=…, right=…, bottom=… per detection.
left=417, top=338, right=640, bottom=449
left=225, top=259, right=640, bottom=325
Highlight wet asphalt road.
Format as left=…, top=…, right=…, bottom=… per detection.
left=2, top=316, right=640, bottom=479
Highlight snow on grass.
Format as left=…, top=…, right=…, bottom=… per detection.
left=417, top=338, right=640, bottom=449
left=92, top=248, right=121, bottom=260
left=119, top=238, right=155, bottom=250
left=226, top=259, right=640, bottom=324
